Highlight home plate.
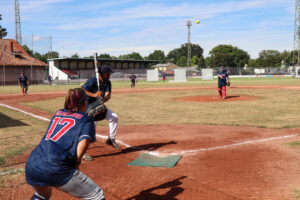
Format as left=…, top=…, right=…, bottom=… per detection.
left=128, top=153, right=182, bottom=168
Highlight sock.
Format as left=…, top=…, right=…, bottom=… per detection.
left=222, top=86, right=226, bottom=98
left=218, top=88, right=222, bottom=97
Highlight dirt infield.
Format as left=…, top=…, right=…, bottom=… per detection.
left=1, top=86, right=300, bottom=200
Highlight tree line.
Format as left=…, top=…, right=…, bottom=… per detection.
left=22, top=43, right=297, bottom=69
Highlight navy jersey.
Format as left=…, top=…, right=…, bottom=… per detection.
left=130, top=75, right=136, bottom=83
left=82, top=77, right=111, bottom=104
left=217, top=70, right=228, bottom=86
left=19, top=75, right=28, bottom=85
left=25, top=109, right=95, bottom=186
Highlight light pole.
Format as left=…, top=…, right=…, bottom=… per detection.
left=187, top=20, right=192, bottom=67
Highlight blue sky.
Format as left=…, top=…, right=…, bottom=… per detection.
left=0, top=0, right=294, bottom=58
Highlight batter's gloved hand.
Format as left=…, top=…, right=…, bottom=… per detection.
left=85, top=96, right=107, bottom=121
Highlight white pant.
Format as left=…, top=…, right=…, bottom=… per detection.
left=32, top=170, right=105, bottom=200
left=94, top=108, right=118, bottom=140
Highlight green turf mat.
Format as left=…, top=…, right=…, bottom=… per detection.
left=128, top=153, right=182, bottom=168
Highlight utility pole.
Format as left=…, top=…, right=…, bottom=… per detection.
left=14, top=0, right=22, bottom=44
left=49, top=35, right=53, bottom=59
left=293, top=0, right=300, bottom=77
left=1, top=31, right=5, bottom=85
left=187, top=20, right=192, bottom=67
left=31, top=34, right=33, bottom=82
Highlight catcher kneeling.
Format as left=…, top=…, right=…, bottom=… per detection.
left=82, top=64, right=121, bottom=161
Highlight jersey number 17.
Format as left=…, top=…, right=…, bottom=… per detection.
left=45, top=117, right=76, bottom=141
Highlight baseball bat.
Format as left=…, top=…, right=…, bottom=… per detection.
left=93, top=53, right=100, bottom=91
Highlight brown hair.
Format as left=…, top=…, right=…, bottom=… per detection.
left=64, top=88, right=87, bottom=112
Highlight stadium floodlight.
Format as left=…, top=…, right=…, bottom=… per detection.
left=187, top=20, right=192, bottom=67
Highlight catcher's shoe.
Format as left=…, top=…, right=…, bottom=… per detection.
left=82, top=153, right=94, bottom=161
left=106, top=139, right=121, bottom=150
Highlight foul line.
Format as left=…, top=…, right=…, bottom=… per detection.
left=0, top=103, right=298, bottom=158
left=153, top=134, right=297, bottom=156
left=0, top=102, right=131, bottom=147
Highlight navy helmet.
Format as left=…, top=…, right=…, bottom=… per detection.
left=98, top=65, right=113, bottom=74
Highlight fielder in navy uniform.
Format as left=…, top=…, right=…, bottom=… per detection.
left=162, top=73, right=166, bottom=82
left=129, top=73, right=137, bottom=88
left=217, top=66, right=230, bottom=100
left=82, top=64, right=120, bottom=160
left=18, top=72, right=29, bottom=95
left=25, top=88, right=105, bottom=200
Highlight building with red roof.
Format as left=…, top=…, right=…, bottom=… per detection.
left=0, top=39, right=48, bottom=85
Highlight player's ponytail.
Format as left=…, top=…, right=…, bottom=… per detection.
left=64, top=88, right=87, bottom=112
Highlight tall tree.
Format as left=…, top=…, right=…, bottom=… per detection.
left=205, top=57, right=211, bottom=67
left=71, top=53, right=79, bottom=58
left=191, top=55, right=199, bottom=66
left=209, top=44, right=250, bottom=68
left=147, top=50, right=165, bottom=62
left=0, top=14, right=7, bottom=39
left=167, top=43, right=203, bottom=64
left=176, top=56, right=187, bottom=67
left=119, top=52, right=143, bottom=60
left=99, top=53, right=112, bottom=59
left=198, top=56, right=205, bottom=68
left=50, top=51, right=59, bottom=59
left=22, top=44, right=33, bottom=55
left=281, top=50, right=297, bottom=67
left=257, top=50, right=281, bottom=68
left=248, top=59, right=260, bottom=68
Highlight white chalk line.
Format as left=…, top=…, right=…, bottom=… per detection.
left=0, top=168, right=25, bottom=176
left=0, top=103, right=298, bottom=158
left=148, top=134, right=298, bottom=156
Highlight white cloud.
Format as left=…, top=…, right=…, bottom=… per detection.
left=21, top=0, right=74, bottom=10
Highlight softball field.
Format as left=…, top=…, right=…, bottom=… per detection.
left=0, top=78, right=300, bottom=200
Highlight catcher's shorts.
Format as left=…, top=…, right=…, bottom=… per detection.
left=58, top=170, right=105, bottom=200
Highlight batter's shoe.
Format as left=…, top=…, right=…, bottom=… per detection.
left=82, top=153, right=94, bottom=161
left=106, top=139, right=121, bottom=150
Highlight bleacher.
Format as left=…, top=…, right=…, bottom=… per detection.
left=61, top=69, right=79, bottom=79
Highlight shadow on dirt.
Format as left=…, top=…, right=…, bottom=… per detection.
left=225, top=95, right=240, bottom=99
left=93, top=141, right=177, bottom=158
left=126, top=176, right=186, bottom=200
left=0, top=113, right=28, bottom=128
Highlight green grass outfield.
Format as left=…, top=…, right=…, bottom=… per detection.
left=1, top=77, right=300, bottom=94
left=22, top=87, right=300, bottom=129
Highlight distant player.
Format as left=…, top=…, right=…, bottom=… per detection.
left=48, top=75, right=53, bottom=86
left=25, top=88, right=105, bottom=200
left=18, top=72, right=29, bottom=95
left=82, top=64, right=120, bottom=161
left=217, top=66, right=230, bottom=100
left=129, top=73, right=137, bottom=88
left=162, top=73, right=166, bottom=82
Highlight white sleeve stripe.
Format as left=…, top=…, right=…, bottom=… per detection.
left=79, top=135, right=91, bottom=140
